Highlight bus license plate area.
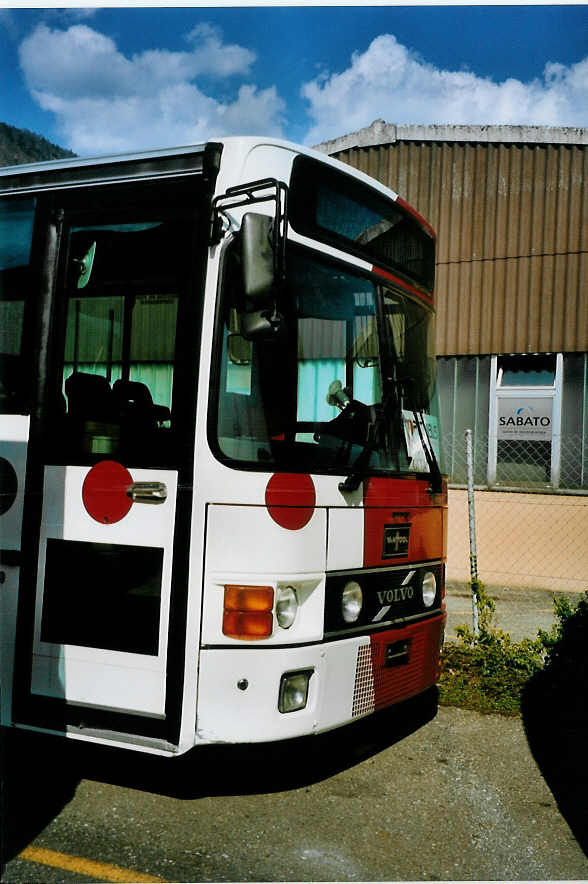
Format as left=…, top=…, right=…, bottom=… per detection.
left=384, top=639, right=410, bottom=667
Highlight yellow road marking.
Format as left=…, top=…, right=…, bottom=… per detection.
left=18, top=845, right=168, bottom=883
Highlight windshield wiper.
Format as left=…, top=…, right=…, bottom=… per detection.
left=412, top=409, right=443, bottom=494
left=337, top=396, right=398, bottom=493
left=337, top=431, right=375, bottom=493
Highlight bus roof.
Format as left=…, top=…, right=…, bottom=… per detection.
left=0, top=142, right=212, bottom=177
left=0, top=136, right=397, bottom=200
left=0, top=142, right=208, bottom=194
left=0, top=136, right=432, bottom=241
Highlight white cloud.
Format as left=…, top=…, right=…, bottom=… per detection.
left=221, top=84, right=286, bottom=135
left=18, top=22, right=284, bottom=155
left=302, top=34, right=588, bottom=145
left=185, top=23, right=257, bottom=78
left=20, top=25, right=134, bottom=102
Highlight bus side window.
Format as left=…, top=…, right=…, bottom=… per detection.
left=56, top=219, right=184, bottom=466
left=0, top=197, right=37, bottom=413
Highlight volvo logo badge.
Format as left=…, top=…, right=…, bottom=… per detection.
left=377, top=586, right=414, bottom=604
left=382, top=523, right=411, bottom=558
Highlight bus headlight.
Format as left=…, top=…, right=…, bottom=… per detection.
left=422, top=572, right=437, bottom=607
left=276, top=585, right=298, bottom=629
left=341, top=581, right=363, bottom=623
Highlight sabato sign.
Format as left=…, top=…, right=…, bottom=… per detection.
left=497, top=397, right=553, bottom=441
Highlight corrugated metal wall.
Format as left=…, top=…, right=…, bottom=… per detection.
left=333, top=141, right=587, bottom=357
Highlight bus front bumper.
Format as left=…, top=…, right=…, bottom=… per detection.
left=195, top=612, right=445, bottom=744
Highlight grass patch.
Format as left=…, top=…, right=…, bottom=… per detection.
left=438, top=584, right=587, bottom=716
left=439, top=639, right=542, bottom=716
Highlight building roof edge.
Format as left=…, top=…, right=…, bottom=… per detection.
left=314, top=119, right=588, bottom=153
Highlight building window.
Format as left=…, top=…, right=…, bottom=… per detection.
left=490, top=354, right=561, bottom=488
left=437, top=353, right=587, bottom=492
left=497, top=354, right=556, bottom=388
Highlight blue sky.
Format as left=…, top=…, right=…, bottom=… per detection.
left=1, top=4, right=587, bottom=156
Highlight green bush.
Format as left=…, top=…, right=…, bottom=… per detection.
left=536, top=591, right=588, bottom=670
left=439, top=584, right=588, bottom=716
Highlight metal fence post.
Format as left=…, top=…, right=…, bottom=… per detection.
left=465, top=429, right=480, bottom=635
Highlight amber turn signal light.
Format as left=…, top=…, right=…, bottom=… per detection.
left=223, top=585, right=274, bottom=640
left=224, top=585, right=274, bottom=612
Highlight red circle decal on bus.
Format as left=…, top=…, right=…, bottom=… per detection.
left=0, top=457, right=18, bottom=516
left=265, top=473, right=316, bottom=530
left=82, top=460, right=133, bottom=524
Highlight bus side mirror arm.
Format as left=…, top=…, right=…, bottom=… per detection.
left=209, top=177, right=288, bottom=253
left=210, top=178, right=288, bottom=341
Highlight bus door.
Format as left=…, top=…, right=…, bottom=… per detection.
left=14, top=180, right=202, bottom=744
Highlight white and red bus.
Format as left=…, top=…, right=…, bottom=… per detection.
left=0, top=137, right=446, bottom=756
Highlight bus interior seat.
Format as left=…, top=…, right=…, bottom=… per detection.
left=65, top=372, right=114, bottom=422
left=112, top=379, right=170, bottom=427
left=0, top=353, right=22, bottom=408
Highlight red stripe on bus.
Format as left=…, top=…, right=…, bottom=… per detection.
left=395, top=195, right=437, bottom=239
left=370, top=265, right=433, bottom=304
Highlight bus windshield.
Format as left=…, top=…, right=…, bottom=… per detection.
left=212, top=245, right=439, bottom=479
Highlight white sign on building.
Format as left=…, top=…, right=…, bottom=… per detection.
left=497, top=397, right=553, bottom=441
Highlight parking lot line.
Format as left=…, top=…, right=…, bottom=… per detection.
left=19, top=845, right=168, bottom=883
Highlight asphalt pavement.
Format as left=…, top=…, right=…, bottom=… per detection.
left=2, top=582, right=587, bottom=883
left=2, top=699, right=587, bottom=882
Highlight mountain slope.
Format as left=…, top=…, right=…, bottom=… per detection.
left=0, top=121, right=75, bottom=166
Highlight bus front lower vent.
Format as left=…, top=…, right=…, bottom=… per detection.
left=352, top=643, right=375, bottom=718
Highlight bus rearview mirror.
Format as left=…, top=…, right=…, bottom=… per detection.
left=73, top=240, right=96, bottom=289
left=241, top=213, right=275, bottom=303
left=228, top=333, right=251, bottom=365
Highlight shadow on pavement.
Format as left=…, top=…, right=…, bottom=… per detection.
left=0, top=688, right=437, bottom=869
left=0, top=727, right=81, bottom=872
left=79, top=687, right=439, bottom=801
left=521, top=603, right=588, bottom=857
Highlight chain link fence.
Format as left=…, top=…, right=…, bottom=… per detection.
left=443, top=432, right=588, bottom=492
left=444, top=431, right=588, bottom=594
